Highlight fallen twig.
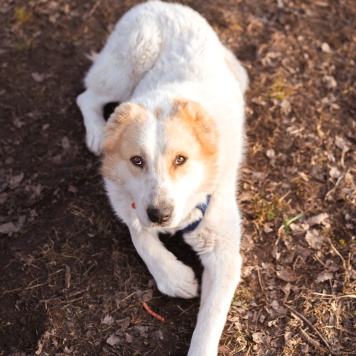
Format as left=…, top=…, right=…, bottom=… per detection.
left=142, top=302, right=165, bottom=322
left=2, top=269, right=64, bottom=296
left=83, top=263, right=96, bottom=276
left=325, top=174, right=344, bottom=200
left=86, top=0, right=101, bottom=19
left=312, top=292, right=356, bottom=299
left=2, top=282, right=48, bottom=296
left=67, top=287, right=90, bottom=298
left=121, top=291, right=136, bottom=302
left=60, top=296, right=85, bottom=308
left=65, top=264, right=71, bottom=289
left=299, top=328, right=320, bottom=348
left=256, top=267, right=265, bottom=292
left=284, top=303, right=332, bottom=353
left=328, top=238, right=349, bottom=283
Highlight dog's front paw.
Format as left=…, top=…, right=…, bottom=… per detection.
left=85, top=122, right=105, bottom=156
left=155, top=260, right=199, bottom=299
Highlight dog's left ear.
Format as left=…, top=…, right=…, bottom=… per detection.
left=103, top=102, right=145, bottom=154
left=173, top=99, right=219, bottom=157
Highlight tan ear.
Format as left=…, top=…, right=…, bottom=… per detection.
left=173, top=99, right=219, bottom=157
left=103, top=102, right=146, bottom=154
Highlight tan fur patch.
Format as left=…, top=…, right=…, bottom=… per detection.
left=102, top=99, right=219, bottom=193
left=171, top=99, right=219, bottom=156
left=166, top=99, right=219, bottom=189
left=103, top=103, right=147, bottom=154
left=102, top=103, right=148, bottom=180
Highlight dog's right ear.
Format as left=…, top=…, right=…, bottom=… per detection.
left=103, top=102, right=145, bottom=154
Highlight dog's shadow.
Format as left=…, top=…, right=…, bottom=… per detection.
left=104, top=102, right=121, bottom=120
left=160, top=232, right=204, bottom=286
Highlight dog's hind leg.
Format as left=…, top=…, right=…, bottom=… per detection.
left=77, top=9, right=162, bottom=155
left=223, top=46, right=248, bottom=94
left=77, top=90, right=114, bottom=155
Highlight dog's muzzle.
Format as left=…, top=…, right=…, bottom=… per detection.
left=146, top=206, right=173, bottom=225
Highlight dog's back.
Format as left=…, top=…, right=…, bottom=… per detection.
left=85, top=1, right=242, bottom=99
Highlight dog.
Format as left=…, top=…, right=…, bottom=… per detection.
left=77, top=1, right=248, bottom=355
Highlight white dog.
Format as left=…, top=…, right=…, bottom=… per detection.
left=77, top=1, right=247, bottom=355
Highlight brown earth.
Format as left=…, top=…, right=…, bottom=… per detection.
left=0, top=0, right=355, bottom=355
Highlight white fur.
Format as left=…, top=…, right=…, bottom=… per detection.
left=77, top=1, right=247, bottom=355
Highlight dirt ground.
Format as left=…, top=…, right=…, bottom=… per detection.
left=0, top=0, right=355, bottom=355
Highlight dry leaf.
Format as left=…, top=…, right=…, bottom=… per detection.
left=280, top=99, right=291, bottom=115
left=124, top=333, right=132, bottom=343
left=85, top=50, right=99, bottom=62
left=329, top=167, right=341, bottom=179
left=325, top=259, right=340, bottom=272
left=9, top=172, right=24, bottom=190
left=316, top=271, right=333, bottom=283
left=305, top=229, right=325, bottom=250
left=261, top=262, right=275, bottom=274
left=289, top=222, right=304, bottom=232
left=137, top=289, right=153, bottom=303
left=31, top=72, right=45, bottom=82
left=61, top=136, right=71, bottom=150
left=151, top=329, right=164, bottom=340
left=148, top=279, right=156, bottom=288
left=270, top=300, right=279, bottom=310
left=0, top=222, right=22, bottom=235
left=106, top=333, right=121, bottom=346
left=266, top=149, right=275, bottom=159
left=252, top=332, right=267, bottom=344
left=218, top=345, right=230, bottom=354
left=264, top=223, right=274, bottom=233
left=305, top=213, right=329, bottom=227
left=323, top=75, right=337, bottom=89
left=116, top=317, right=130, bottom=331
left=335, top=135, right=350, bottom=152
left=321, top=42, right=331, bottom=53
left=239, top=191, right=253, bottom=202
left=13, top=117, right=25, bottom=128
left=102, top=315, right=114, bottom=326
left=133, top=325, right=149, bottom=336
left=276, top=268, right=297, bottom=282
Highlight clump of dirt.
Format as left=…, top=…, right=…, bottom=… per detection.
left=0, top=0, right=355, bottom=355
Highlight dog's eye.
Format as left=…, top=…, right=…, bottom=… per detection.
left=130, top=156, right=144, bottom=167
left=175, top=155, right=187, bottom=165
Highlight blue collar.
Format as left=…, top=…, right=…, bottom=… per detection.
left=181, top=195, right=211, bottom=233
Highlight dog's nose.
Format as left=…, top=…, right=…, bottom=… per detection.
left=147, top=206, right=173, bottom=224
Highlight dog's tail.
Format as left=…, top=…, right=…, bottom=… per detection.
left=223, top=47, right=248, bottom=94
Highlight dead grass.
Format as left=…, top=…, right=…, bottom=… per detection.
left=0, top=0, right=355, bottom=355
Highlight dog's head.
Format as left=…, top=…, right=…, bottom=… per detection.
left=102, top=99, right=219, bottom=228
